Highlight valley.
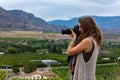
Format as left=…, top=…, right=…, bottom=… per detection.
left=0, top=30, right=119, bottom=41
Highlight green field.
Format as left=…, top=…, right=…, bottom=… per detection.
left=0, top=37, right=120, bottom=80
left=0, top=53, right=120, bottom=80
left=0, top=53, right=67, bottom=67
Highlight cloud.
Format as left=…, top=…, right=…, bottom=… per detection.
left=86, top=0, right=117, bottom=5
left=0, top=0, right=120, bottom=21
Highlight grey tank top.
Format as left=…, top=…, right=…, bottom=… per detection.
left=73, top=37, right=100, bottom=80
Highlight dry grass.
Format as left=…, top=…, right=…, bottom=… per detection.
left=117, top=76, right=120, bottom=80
left=0, top=31, right=120, bottom=41
left=0, top=31, right=70, bottom=40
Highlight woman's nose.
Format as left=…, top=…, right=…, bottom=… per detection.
left=79, top=27, right=81, bottom=31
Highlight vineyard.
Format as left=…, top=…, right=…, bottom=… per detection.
left=52, top=65, right=120, bottom=80
left=0, top=71, right=6, bottom=80
left=52, top=67, right=69, bottom=80
left=0, top=35, right=120, bottom=80
left=1, top=65, right=119, bottom=80
left=12, top=78, right=62, bottom=80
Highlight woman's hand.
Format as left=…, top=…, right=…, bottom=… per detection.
left=70, top=29, right=77, bottom=41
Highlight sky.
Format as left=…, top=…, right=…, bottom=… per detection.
left=0, top=0, right=120, bottom=21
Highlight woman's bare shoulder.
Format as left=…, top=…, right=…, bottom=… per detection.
left=81, top=37, right=92, bottom=43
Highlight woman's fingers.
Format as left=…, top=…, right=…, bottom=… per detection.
left=71, top=29, right=76, bottom=40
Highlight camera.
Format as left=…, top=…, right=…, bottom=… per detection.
left=61, top=25, right=80, bottom=36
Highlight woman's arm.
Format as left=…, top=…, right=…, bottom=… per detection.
left=67, top=37, right=92, bottom=56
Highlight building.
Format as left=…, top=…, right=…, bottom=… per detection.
left=100, top=51, right=112, bottom=55
left=8, top=68, right=56, bottom=80
left=118, top=57, right=120, bottom=61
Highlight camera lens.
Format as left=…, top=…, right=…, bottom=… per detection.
left=61, top=25, right=80, bottom=36
left=61, top=28, right=72, bottom=35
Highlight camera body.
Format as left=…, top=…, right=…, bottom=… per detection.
left=61, top=25, right=80, bottom=36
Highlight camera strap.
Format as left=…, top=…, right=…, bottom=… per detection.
left=67, top=54, right=77, bottom=76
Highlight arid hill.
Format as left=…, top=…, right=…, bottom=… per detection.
left=0, top=7, right=65, bottom=32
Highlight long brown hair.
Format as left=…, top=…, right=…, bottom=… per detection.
left=76, top=16, right=102, bottom=47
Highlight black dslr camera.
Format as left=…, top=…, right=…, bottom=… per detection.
left=61, top=25, right=80, bottom=36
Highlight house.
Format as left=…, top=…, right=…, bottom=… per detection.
left=40, top=70, right=56, bottom=79
left=0, top=52, right=4, bottom=54
left=102, top=57, right=111, bottom=60
left=118, top=57, right=120, bottom=61
left=8, top=74, right=29, bottom=80
left=100, top=51, right=112, bottom=55
left=29, top=72, right=45, bottom=79
left=8, top=68, right=56, bottom=80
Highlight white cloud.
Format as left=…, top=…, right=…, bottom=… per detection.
left=116, top=0, right=120, bottom=4
left=0, top=0, right=120, bottom=21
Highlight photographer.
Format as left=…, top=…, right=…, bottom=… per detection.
left=66, top=16, right=102, bottom=80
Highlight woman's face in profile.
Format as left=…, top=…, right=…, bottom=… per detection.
left=78, top=22, right=84, bottom=33
left=79, top=27, right=84, bottom=33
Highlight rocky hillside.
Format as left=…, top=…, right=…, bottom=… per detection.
left=0, top=7, right=64, bottom=32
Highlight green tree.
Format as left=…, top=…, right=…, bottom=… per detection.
left=24, top=62, right=37, bottom=73
left=13, top=67, right=20, bottom=74
left=57, top=47, right=62, bottom=54
left=6, top=47, right=18, bottom=54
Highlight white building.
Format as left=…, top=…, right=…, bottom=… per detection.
left=9, top=70, right=56, bottom=80
left=118, top=57, right=120, bottom=61
left=29, top=72, right=46, bottom=79
left=102, top=57, right=111, bottom=60
left=0, top=52, right=4, bottom=54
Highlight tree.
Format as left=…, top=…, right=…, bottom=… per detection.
left=13, top=67, right=20, bottom=74
left=57, top=47, right=62, bottom=54
left=6, top=47, right=18, bottom=54
left=24, top=62, right=37, bottom=73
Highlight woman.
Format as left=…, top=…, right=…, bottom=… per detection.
left=67, top=16, right=102, bottom=80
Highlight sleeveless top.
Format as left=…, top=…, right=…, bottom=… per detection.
left=72, top=37, right=100, bottom=80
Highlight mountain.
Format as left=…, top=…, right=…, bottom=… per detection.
left=0, top=7, right=64, bottom=32
left=0, top=6, right=120, bottom=34
left=47, top=16, right=120, bottom=34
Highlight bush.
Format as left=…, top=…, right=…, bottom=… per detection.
left=6, top=47, right=18, bottom=54
left=24, top=62, right=37, bottom=73
left=13, top=67, right=20, bottom=74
